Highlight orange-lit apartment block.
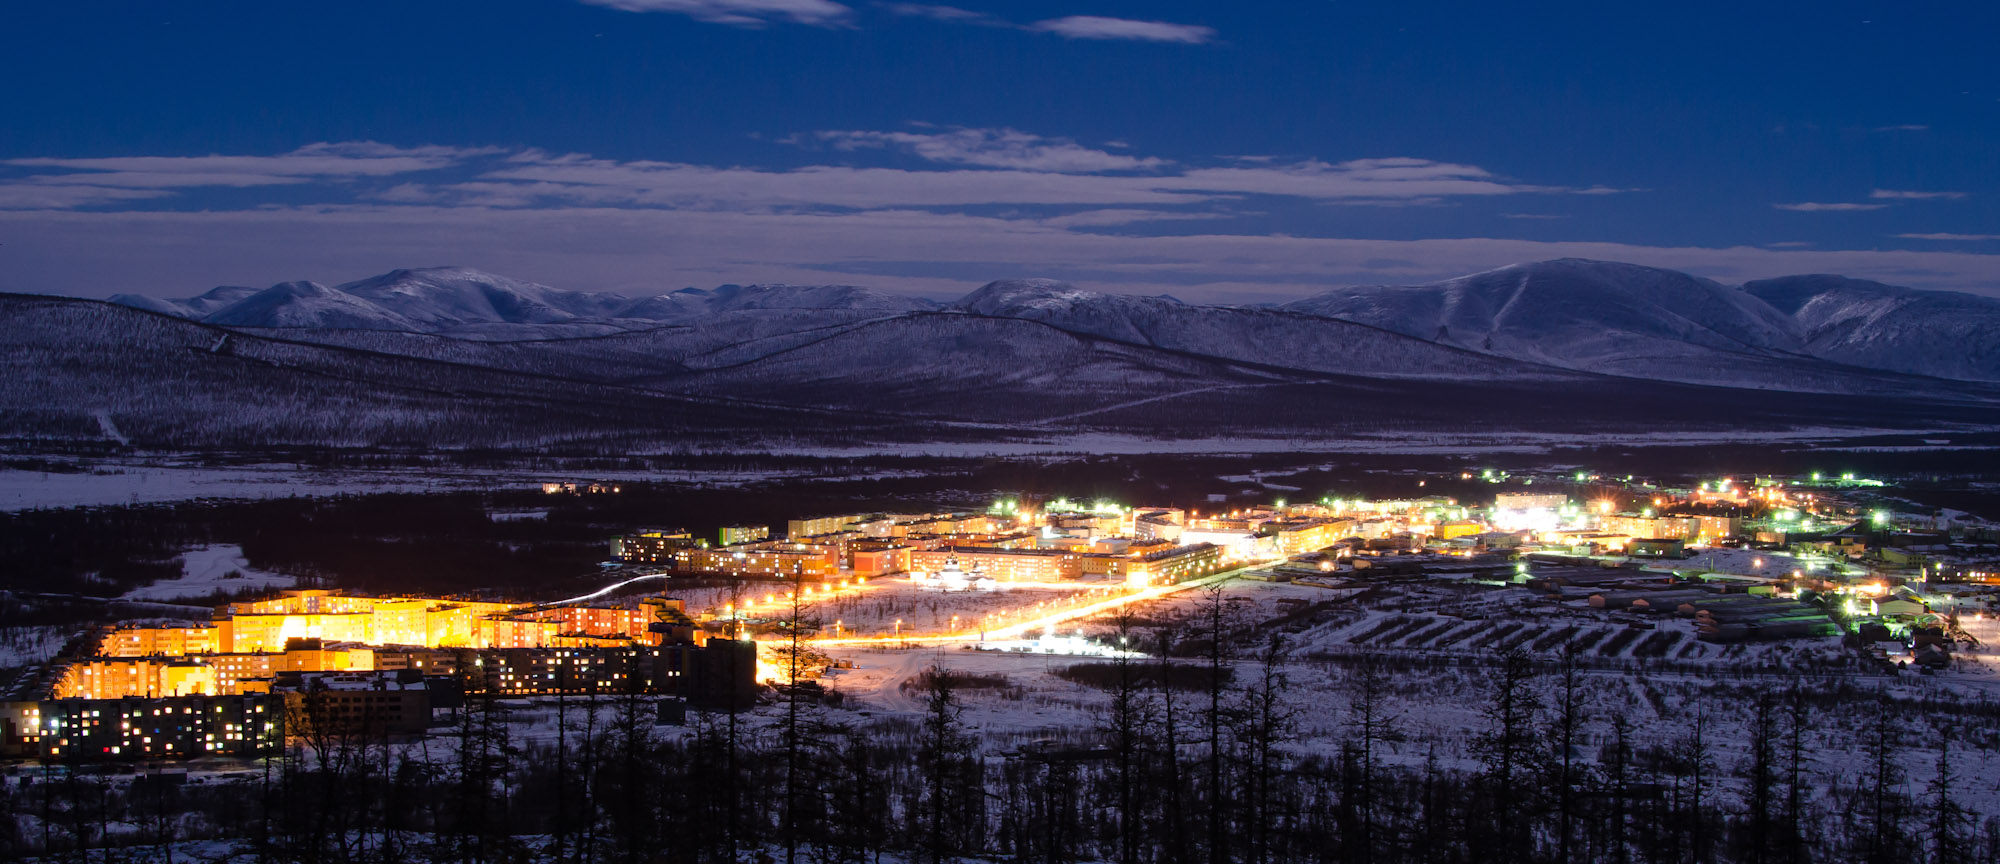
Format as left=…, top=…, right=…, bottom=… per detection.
left=220, top=592, right=526, bottom=652
left=101, top=624, right=220, bottom=658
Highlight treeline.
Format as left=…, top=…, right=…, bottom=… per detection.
left=6, top=625, right=2000, bottom=863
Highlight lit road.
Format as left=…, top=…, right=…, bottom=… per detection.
left=809, top=562, right=1266, bottom=648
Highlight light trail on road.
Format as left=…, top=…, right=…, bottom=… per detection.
left=550, top=572, right=670, bottom=606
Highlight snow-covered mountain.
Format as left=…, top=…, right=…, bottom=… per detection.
left=109, top=284, right=259, bottom=318
left=1744, top=275, right=2000, bottom=383
left=956, top=279, right=1569, bottom=381
left=1281, top=259, right=1811, bottom=387
left=331, top=267, right=630, bottom=328
left=115, top=267, right=940, bottom=335
left=204, top=281, right=422, bottom=330
left=29, top=258, right=2000, bottom=449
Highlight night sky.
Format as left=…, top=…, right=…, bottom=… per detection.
left=4, top=0, right=1997, bottom=302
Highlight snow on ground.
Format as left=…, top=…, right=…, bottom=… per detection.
left=1667, top=546, right=1834, bottom=579
left=802, top=573, right=2000, bottom=812
left=0, top=457, right=896, bottom=512
left=119, top=544, right=296, bottom=603
left=487, top=509, right=549, bottom=521
left=0, top=625, right=74, bottom=668
left=789, top=427, right=1929, bottom=459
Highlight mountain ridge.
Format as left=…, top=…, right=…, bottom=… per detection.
left=36, top=258, right=1999, bottom=450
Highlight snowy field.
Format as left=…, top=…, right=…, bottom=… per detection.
left=0, top=624, right=73, bottom=669
left=117, top=544, right=297, bottom=603
left=0, top=427, right=1957, bottom=512
left=0, top=458, right=892, bottom=511
left=805, top=575, right=2000, bottom=813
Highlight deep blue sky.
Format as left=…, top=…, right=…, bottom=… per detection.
left=3, top=0, right=1997, bottom=301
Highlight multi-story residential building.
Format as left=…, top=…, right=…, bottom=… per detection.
left=20, top=694, right=281, bottom=760
left=788, top=514, right=868, bottom=538
left=101, top=623, right=221, bottom=658
left=275, top=671, right=432, bottom=739
left=1118, top=543, right=1226, bottom=586
left=610, top=529, right=696, bottom=563
left=910, top=547, right=1083, bottom=582
left=677, top=543, right=840, bottom=579
left=718, top=524, right=771, bottom=546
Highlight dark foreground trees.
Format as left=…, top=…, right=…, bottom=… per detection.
left=6, top=655, right=1999, bottom=864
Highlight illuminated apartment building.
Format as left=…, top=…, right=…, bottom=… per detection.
left=610, top=529, right=695, bottom=563
left=101, top=623, right=220, bottom=658
left=718, top=524, right=771, bottom=545
left=1266, top=519, right=1351, bottom=555
left=1600, top=514, right=1701, bottom=541
left=54, top=659, right=218, bottom=700
left=520, top=601, right=672, bottom=643
left=677, top=543, right=839, bottom=579
left=909, top=547, right=1082, bottom=582
left=1134, top=509, right=1186, bottom=542
left=462, top=648, right=645, bottom=696
left=1120, top=543, right=1225, bottom=586
left=472, top=616, right=562, bottom=649
left=30, top=694, right=280, bottom=760
left=218, top=592, right=526, bottom=652
left=849, top=542, right=911, bottom=577
left=787, top=514, right=867, bottom=538
left=57, top=639, right=375, bottom=699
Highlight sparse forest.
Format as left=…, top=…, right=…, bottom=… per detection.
left=9, top=635, right=2000, bottom=864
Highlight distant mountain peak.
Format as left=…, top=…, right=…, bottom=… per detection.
left=203, top=280, right=419, bottom=330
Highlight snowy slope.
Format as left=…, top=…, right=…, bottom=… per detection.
left=1282, top=259, right=1809, bottom=385
left=958, top=279, right=1578, bottom=381
left=203, top=281, right=421, bottom=330
left=110, top=285, right=260, bottom=318
left=333, top=266, right=629, bottom=327
left=0, top=294, right=860, bottom=449
left=1744, top=275, right=2000, bottom=382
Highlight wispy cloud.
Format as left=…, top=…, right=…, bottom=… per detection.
left=877, top=3, right=994, bottom=23
left=454, top=148, right=1584, bottom=210
left=0, top=137, right=1618, bottom=219
left=1773, top=202, right=1889, bottom=212
left=1154, top=157, right=1558, bottom=202
left=0, top=142, right=490, bottom=208
left=1028, top=16, right=1216, bottom=44
left=808, top=127, right=1167, bottom=172
left=574, top=0, right=850, bottom=26
left=1873, top=124, right=1930, bottom=132
left=1897, top=233, right=2000, bottom=241
left=1038, top=209, right=1231, bottom=228
left=0, top=184, right=171, bottom=210
left=459, top=155, right=1205, bottom=208
left=1871, top=188, right=1967, bottom=200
